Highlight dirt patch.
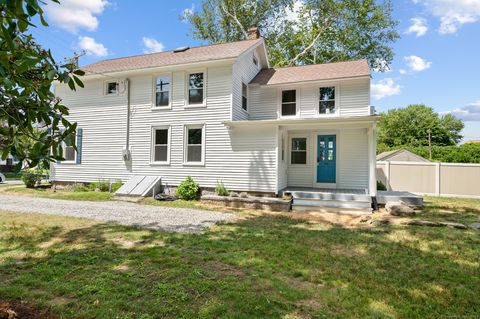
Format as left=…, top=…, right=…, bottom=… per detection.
left=0, top=300, right=57, bottom=319
left=38, top=237, right=64, bottom=249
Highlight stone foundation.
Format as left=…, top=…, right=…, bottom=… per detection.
left=201, top=195, right=291, bottom=212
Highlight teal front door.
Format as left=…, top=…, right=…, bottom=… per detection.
left=317, top=135, right=336, bottom=183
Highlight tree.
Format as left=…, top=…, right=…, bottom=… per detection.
left=185, top=0, right=399, bottom=69
left=377, top=104, right=464, bottom=148
left=0, top=0, right=84, bottom=170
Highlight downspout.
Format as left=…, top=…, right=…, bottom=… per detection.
left=122, top=78, right=132, bottom=163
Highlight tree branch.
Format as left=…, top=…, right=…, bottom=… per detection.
left=220, top=2, right=248, bottom=39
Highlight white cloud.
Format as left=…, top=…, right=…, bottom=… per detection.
left=399, top=69, right=407, bottom=75
left=404, top=55, right=432, bottom=72
left=447, top=100, right=480, bottom=121
left=406, top=17, right=428, bottom=36
left=44, top=0, right=109, bottom=33
left=77, top=36, right=108, bottom=57
left=414, top=0, right=480, bottom=34
left=371, top=78, right=401, bottom=100
left=142, top=37, right=165, bottom=54
left=285, top=0, right=304, bottom=22
left=181, top=3, right=195, bottom=22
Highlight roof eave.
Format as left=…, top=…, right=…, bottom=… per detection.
left=223, top=115, right=380, bottom=127
left=250, top=74, right=371, bottom=87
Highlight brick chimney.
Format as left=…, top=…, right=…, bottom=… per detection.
left=247, top=27, right=260, bottom=40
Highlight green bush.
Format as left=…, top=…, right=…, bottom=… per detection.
left=377, top=180, right=387, bottom=191
left=377, top=143, right=480, bottom=163
left=89, top=180, right=110, bottom=192
left=73, top=183, right=90, bottom=192
left=215, top=180, right=230, bottom=196
left=22, top=172, right=42, bottom=188
left=176, top=176, right=200, bottom=200
left=111, top=180, right=123, bottom=193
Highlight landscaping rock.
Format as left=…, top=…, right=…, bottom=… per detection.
left=385, top=201, right=415, bottom=216
left=230, top=192, right=239, bottom=197
left=438, top=222, right=467, bottom=229
left=239, top=192, right=248, bottom=198
left=405, top=220, right=440, bottom=227
left=468, top=222, right=480, bottom=230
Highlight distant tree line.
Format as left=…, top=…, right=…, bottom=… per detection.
left=377, top=104, right=480, bottom=163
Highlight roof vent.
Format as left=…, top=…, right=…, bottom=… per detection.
left=173, top=46, right=190, bottom=53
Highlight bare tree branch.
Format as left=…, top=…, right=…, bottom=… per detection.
left=220, top=2, right=248, bottom=39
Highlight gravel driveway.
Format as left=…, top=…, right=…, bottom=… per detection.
left=0, top=194, right=234, bottom=233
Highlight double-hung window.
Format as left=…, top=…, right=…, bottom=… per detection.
left=281, top=90, right=296, bottom=116
left=319, top=87, right=336, bottom=114
left=152, top=127, right=170, bottom=163
left=63, top=132, right=77, bottom=163
left=291, top=138, right=307, bottom=164
left=185, top=125, right=204, bottom=163
left=154, top=76, right=171, bottom=107
left=242, top=83, right=248, bottom=111
left=188, top=72, right=204, bottom=105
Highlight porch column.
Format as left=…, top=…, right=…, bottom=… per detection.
left=367, top=123, right=377, bottom=196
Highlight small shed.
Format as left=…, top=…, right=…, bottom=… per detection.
left=376, top=149, right=430, bottom=162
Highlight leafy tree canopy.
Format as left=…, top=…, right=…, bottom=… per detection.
left=0, top=0, right=84, bottom=170
left=185, top=0, right=399, bottom=69
left=378, top=104, right=464, bottom=147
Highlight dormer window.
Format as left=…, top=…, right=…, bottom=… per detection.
left=319, top=87, right=336, bottom=114
left=106, top=82, right=118, bottom=95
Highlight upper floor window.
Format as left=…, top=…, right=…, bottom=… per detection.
left=106, top=82, right=118, bottom=95
left=291, top=138, right=307, bottom=164
left=281, top=90, right=296, bottom=116
left=155, top=76, right=171, bottom=107
left=319, top=87, right=336, bottom=114
left=188, top=72, right=204, bottom=105
left=185, top=125, right=204, bottom=163
left=242, top=83, right=248, bottom=111
left=253, top=55, right=258, bottom=67
left=152, top=127, right=170, bottom=163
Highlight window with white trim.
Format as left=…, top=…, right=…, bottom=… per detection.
left=188, top=72, right=204, bottom=105
left=291, top=138, right=307, bottom=164
left=63, top=132, right=76, bottom=162
left=105, top=82, right=118, bottom=95
left=154, top=76, right=171, bottom=107
left=281, top=90, right=296, bottom=116
left=242, top=82, right=248, bottom=111
left=319, top=87, right=336, bottom=114
left=152, top=127, right=170, bottom=163
left=185, top=126, right=204, bottom=163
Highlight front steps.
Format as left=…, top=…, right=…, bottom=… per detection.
left=284, top=189, right=373, bottom=214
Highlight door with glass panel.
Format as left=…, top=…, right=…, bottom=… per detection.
left=317, top=135, right=336, bottom=183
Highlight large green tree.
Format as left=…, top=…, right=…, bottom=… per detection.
left=377, top=104, right=464, bottom=147
left=185, top=0, right=399, bottom=69
left=0, top=0, right=83, bottom=170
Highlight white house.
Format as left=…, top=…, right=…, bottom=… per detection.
left=52, top=31, right=378, bottom=204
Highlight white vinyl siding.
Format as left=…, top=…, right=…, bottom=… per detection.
left=52, top=65, right=278, bottom=193
left=248, top=77, right=370, bottom=120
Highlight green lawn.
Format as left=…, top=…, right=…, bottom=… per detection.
left=1, top=185, right=113, bottom=201
left=0, top=197, right=479, bottom=318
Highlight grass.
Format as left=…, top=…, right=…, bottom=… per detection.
left=416, top=196, right=480, bottom=223
left=1, top=185, right=113, bottom=201
left=0, top=198, right=479, bottom=318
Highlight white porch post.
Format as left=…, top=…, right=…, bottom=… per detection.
left=368, top=123, right=377, bottom=196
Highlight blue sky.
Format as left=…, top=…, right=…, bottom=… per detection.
left=32, top=0, right=480, bottom=141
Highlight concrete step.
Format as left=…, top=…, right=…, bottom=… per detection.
left=293, top=198, right=372, bottom=209
left=292, top=205, right=372, bottom=214
left=287, top=191, right=371, bottom=202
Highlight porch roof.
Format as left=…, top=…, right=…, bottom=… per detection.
left=223, top=115, right=380, bottom=127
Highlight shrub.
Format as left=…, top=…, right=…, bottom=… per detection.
left=73, top=183, right=90, bottom=192
left=377, top=180, right=387, bottom=191
left=89, top=180, right=110, bottom=192
left=215, top=180, right=230, bottom=196
left=22, top=172, right=42, bottom=188
left=111, top=180, right=123, bottom=193
left=176, top=176, right=199, bottom=200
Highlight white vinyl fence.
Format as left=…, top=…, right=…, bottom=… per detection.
left=377, top=161, right=480, bottom=198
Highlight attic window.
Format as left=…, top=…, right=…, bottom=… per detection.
left=173, top=46, right=190, bottom=53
